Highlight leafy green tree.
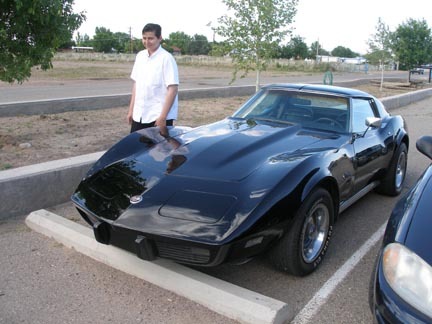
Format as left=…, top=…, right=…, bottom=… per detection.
left=278, top=45, right=294, bottom=59
left=331, top=46, right=357, bottom=58
left=189, top=34, right=211, bottom=55
left=215, top=0, right=298, bottom=91
left=131, top=38, right=143, bottom=53
left=92, top=27, right=117, bottom=53
left=309, top=41, right=329, bottom=59
left=0, top=0, right=85, bottom=83
left=278, top=36, right=307, bottom=59
left=367, top=18, right=393, bottom=90
left=391, top=18, right=432, bottom=70
left=288, top=36, right=309, bottom=59
left=209, top=40, right=230, bottom=57
left=113, top=32, right=131, bottom=53
left=75, top=32, right=93, bottom=47
left=167, top=31, right=192, bottom=54
left=59, top=38, right=75, bottom=50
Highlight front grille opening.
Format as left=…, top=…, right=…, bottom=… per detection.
left=156, top=241, right=210, bottom=264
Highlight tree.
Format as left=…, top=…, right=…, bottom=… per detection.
left=113, top=32, right=132, bottom=53
left=278, top=45, right=294, bottom=59
left=367, top=18, right=393, bottom=90
left=288, top=36, right=308, bottom=60
left=331, top=46, right=357, bottom=58
left=130, top=38, right=143, bottom=53
left=278, top=36, right=308, bottom=60
left=0, top=0, right=85, bottom=83
left=75, top=32, right=92, bottom=47
left=92, top=27, right=117, bottom=53
left=309, top=41, right=329, bottom=59
left=189, top=34, right=211, bottom=55
left=167, top=31, right=192, bottom=55
left=391, top=18, right=432, bottom=70
left=214, top=0, right=298, bottom=91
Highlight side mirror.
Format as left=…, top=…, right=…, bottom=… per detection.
left=354, top=117, right=382, bottom=140
left=365, top=117, right=382, bottom=128
left=416, top=136, right=432, bottom=160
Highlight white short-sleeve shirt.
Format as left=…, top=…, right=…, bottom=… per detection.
left=130, top=46, right=179, bottom=123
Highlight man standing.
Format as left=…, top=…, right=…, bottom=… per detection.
left=127, top=23, right=179, bottom=132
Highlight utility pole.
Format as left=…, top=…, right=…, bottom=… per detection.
left=129, top=27, right=132, bottom=53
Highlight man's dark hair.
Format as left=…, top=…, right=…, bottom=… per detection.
left=142, top=23, right=162, bottom=38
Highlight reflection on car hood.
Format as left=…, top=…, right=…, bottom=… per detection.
left=133, top=118, right=338, bottom=181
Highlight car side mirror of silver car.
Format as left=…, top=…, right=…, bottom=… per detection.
left=416, top=135, right=432, bottom=160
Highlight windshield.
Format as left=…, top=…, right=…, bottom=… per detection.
left=232, top=89, right=350, bottom=133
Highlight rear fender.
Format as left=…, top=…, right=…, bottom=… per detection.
left=388, top=115, right=409, bottom=150
left=381, top=116, right=409, bottom=171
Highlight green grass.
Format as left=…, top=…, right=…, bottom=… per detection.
left=0, top=163, right=13, bottom=170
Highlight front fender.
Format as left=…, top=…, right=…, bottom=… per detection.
left=235, top=150, right=338, bottom=239
left=84, top=126, right=192, bottom=179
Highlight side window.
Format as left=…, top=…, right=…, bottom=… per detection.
left=351, top=98, right=376, bottom=133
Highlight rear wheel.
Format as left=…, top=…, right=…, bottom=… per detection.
left=376, top=143, right=407, bottom=196
left=269, top=188, right=334, bottom=276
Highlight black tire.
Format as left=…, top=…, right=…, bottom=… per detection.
left=269, top=188, right=334, bottom=276
left=376, top=143, right=407, bottom=196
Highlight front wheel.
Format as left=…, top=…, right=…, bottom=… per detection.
left=269, top=188, right=334, bottom=276
left=376, top=143, right=408, bottom=196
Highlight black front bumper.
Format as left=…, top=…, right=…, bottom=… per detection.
left=75, top=206, right=282, bottom=267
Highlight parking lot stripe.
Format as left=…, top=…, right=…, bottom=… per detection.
left=25, top=209, right=292, bottom=324
left=291, top=223, right=386, bottom=323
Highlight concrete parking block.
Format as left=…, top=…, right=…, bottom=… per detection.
left=25, top=209, right=292, bottom=324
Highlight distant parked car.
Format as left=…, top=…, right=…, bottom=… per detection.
left=370, top=135, right=432, bottom=323
left=71, top=84, right=409, bottom=276
left=410, top=68, right=424, bottom=75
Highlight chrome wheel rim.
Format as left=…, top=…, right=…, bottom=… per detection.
left=395, top=151, right=407, bottom=189
left=301, top=202, right=330, bottom=263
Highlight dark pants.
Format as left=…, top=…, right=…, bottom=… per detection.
left=130, top=119, right=174, bottom=133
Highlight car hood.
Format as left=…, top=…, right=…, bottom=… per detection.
left=403, top=165, right=432, bottom=265
left=132, top=118, right=339, bottom=181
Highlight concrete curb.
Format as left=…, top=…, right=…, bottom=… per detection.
left=0, top=151, right=104, bottom=219
left=25, top=209, right=291, bottom=324
left=0, top=94, right=131, bottom=117
left=2, top=87, right=432, bottom=219
left=379, top=87, right=432, bottom=109
left=0, top=86, right=256, bottom=117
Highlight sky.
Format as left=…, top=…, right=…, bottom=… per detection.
left=73, top=0, right=432, bottom=55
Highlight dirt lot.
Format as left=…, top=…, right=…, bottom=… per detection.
left=0, top=63, right=429, bottom=170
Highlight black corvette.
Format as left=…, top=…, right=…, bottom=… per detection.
left=72, top=83, right=409, bottom=276
left=370, top=136, right=432, bottom=323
